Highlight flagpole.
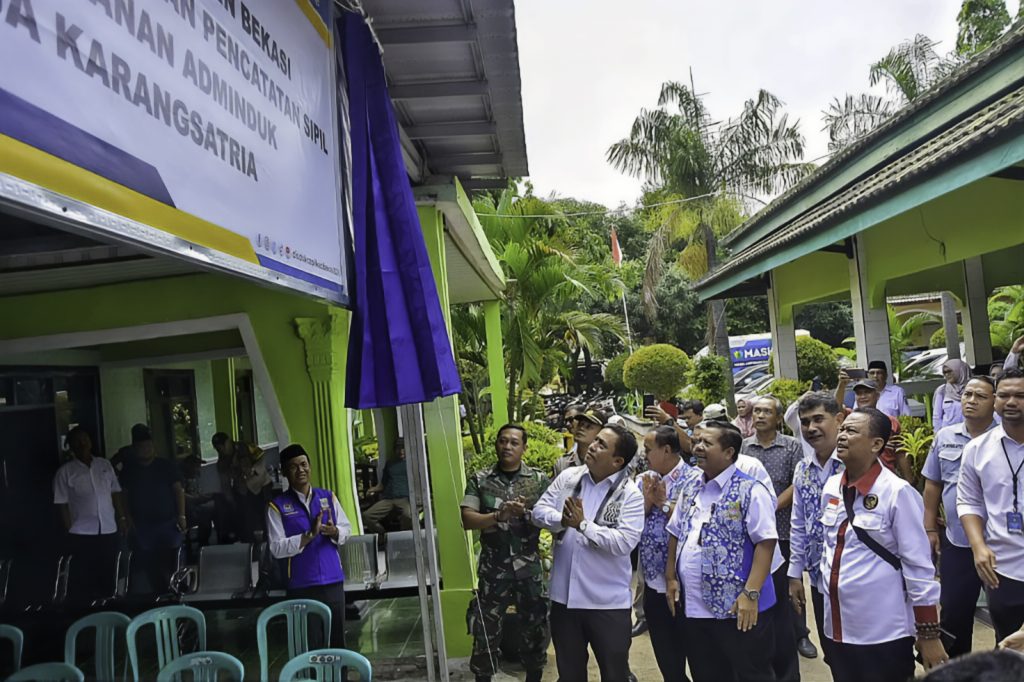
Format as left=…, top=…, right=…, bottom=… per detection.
left=610, top=228, right=634, bottom=353
left=621, top=291, right=634, bottom=353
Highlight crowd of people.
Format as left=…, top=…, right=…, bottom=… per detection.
left=459, top=339, right=1024, bottom=682
left=52, top=425, right=275, bottom=603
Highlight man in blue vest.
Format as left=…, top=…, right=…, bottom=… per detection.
left=267, top=444, right=352, bottom=648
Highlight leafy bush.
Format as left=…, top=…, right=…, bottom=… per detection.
left=603, top=352, right=630, bottom=393
left=896, top=416, right=933, bottom=487
left=770, top=336, right=839, bottom=387
left=623, top=344, right=692, bottom=400
left=687, top=354, right=729, bottom=404
left=929, top=325, right=963, bottom=349
left=465, top=421, right=564, bottom=477
left=765, top=378, right=811, bottom=413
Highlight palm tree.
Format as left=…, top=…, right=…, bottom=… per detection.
left=607, top=78, right=813, bottom=410
left=472, top=189, right=627, bottom=421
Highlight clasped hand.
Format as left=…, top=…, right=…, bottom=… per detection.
left=561, top=497, right=585, bottom=529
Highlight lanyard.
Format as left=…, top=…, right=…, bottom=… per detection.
left=1003, top=441, right=1024, bottom=513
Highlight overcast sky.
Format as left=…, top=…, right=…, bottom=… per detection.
left=515, top=0, right=1019, bottom=208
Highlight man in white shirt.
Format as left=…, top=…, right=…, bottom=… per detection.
left=821, top=408, right=946, bottom=680
left=637, top=425, right=698, bottom=681
left=788, top=391, right=846, bottom=669
left=665, top=420, right=778, bottom=682
left=533, top=423, right=643, bottom=682
left=53, top=425, right=127, bottom=605
left=922, top=376, right=997, bottom=657
left=267, top=444, right=352, bottom=649
left=958, top=368, right=1024, bottom=643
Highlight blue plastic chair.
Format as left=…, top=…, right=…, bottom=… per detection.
left=0, top=624, right=23, bottom=673
left=127, top=605, right=206, bottom=682
left=278, top=648, right=372, bottom=681
left=65, top=611, right=131, bottom=681
left=7, top=661, right=84, bottom=682
left=256, top=599, right=332, bottom=681
left=156, top=651, right=244, bottom=682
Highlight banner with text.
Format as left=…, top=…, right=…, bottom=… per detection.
left=0, top=0, right=348, bottom=303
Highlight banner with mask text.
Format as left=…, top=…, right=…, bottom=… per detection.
left=0, top=0, right=349, bottom=304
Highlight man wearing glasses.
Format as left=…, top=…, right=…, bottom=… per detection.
left=922, top=376, right=998, bottom=657
left=958, top=368, right=1024, bottom=644
left=267, top=444, right=352, bottom=648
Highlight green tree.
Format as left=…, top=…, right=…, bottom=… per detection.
left=956, top=0, right=1012, bottom=56
left=473, top=190, right=627, bottom=421
left=623, top=344, right=692, bottom=400
left=795, top=302, right=854, bottom=348
left=769, top=336, right=840, bottom=386
left=608, top=78, right=813, bottom=410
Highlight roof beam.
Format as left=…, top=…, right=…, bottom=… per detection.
left=376, top=24, right=477, bottom=45
left=404, top=122, right=496, bottom=139
left=431, top=153, right=503, bottom=168
left=460, top=179, right=510, bottom=191
left=389, top=80, right=489, bottom=100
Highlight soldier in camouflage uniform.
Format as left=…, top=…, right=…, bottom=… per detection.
left=461, top=424, right=551, bottom=682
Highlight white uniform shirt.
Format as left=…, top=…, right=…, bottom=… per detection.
left=266, top=488, right=351, bottom=558
left=736, top=454, right=785, bottom=573
left=53, top=457, right=121, bottom=535
left=957, top=425, right=1024, bottom=581
left=819, top=462, right=939, bottom=645
left=533, top=467, right=644, bottom=609
left=670, top=464, right=778, bottom=619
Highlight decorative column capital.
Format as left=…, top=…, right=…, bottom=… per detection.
left=295, top=312, right=346, bottom=384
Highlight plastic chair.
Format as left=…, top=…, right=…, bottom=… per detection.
left=278, top=648, right=372, bottom=681
left=156, top=651, right=244, bottom=682
left=7, top=661, right=84, bottom=682
left=256, top=599, right=332, bottom=681
left=65, top=611, right=131, bottom=682
left=0, top=624, right=23, bottom=672
left=127, top=605, right=207, bottom=682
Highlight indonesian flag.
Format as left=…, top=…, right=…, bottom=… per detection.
left=611, top=228, right=622, bottom=267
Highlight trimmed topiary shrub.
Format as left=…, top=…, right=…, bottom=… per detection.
left=623, top=344, right=692, bottom=401
left=929, top=325, right=963, bottom=349
left=769, top=336, right=839, bottom=387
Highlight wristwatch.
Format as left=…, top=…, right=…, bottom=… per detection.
left=579, top=519, right=589, bottom=533
left=741, top=588, right=760, bottom=602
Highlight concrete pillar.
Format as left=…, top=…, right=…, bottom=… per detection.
left=210, top=358, right=238, bottom=438
left=961, top=257, right=993, bottom=368
left=483, top=299, right=508, bottom=425
left=418, top=204, right=475, bottom=656
left=941, top=292, right=961, bottom=360
left=767, top=273, right=799, bottom=380
left=849, top=236, right=892, bottom=369
left=294, top=310, right=358, bottom=527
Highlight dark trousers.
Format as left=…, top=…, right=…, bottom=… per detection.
left=826, top=637, right=914, bottom=682
left=986, top=573, right=1024, bottom=643
left=686, top=611, right=776, bottom=682
left=810, top=587, right=830, bottom=664
left=66, top=532, right=121, bottom=605
left=550, top=601, right=631, bottom=681
left=769, top=567, right=800, bottom=682
left=287, top=581, right=346, bottom=649
left=778, top=541, right=810, bottom=641
left=644, top=585, right=689, bottom=682
left=940, top=543, right=982, bottom=658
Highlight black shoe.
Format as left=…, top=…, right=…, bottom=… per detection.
left=525, top=671, right=543, bottom=682
left=797, top=636, right=818, bottom=659
left=630, top=619, right=648, bottom=637
left=475, top=676, right=491, bottom=682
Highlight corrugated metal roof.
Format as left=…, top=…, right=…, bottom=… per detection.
left=357, top=0, right=529, bottom=189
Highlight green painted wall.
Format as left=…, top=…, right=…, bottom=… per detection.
left=0, top=273, right=358, bottom=523
left=419, top=205, right=475, bottom=657
left=773, top=251, right=851, bottom=324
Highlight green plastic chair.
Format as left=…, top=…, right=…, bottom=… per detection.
left=7, top=661, right=84, bottom=682
left=156, top=651, right=244, bottom=682
left=65, top=611, right=131, bottom=681
left=0, top=624, right=23, bottom=673
left=256, top=599, right=331, bottom=681
left=278, top=648, right=372, bottom=681
left=127, top=605, right=206, bottom=682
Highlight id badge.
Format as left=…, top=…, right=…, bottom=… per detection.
left=1008, top=512, right=1024, bottom=535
